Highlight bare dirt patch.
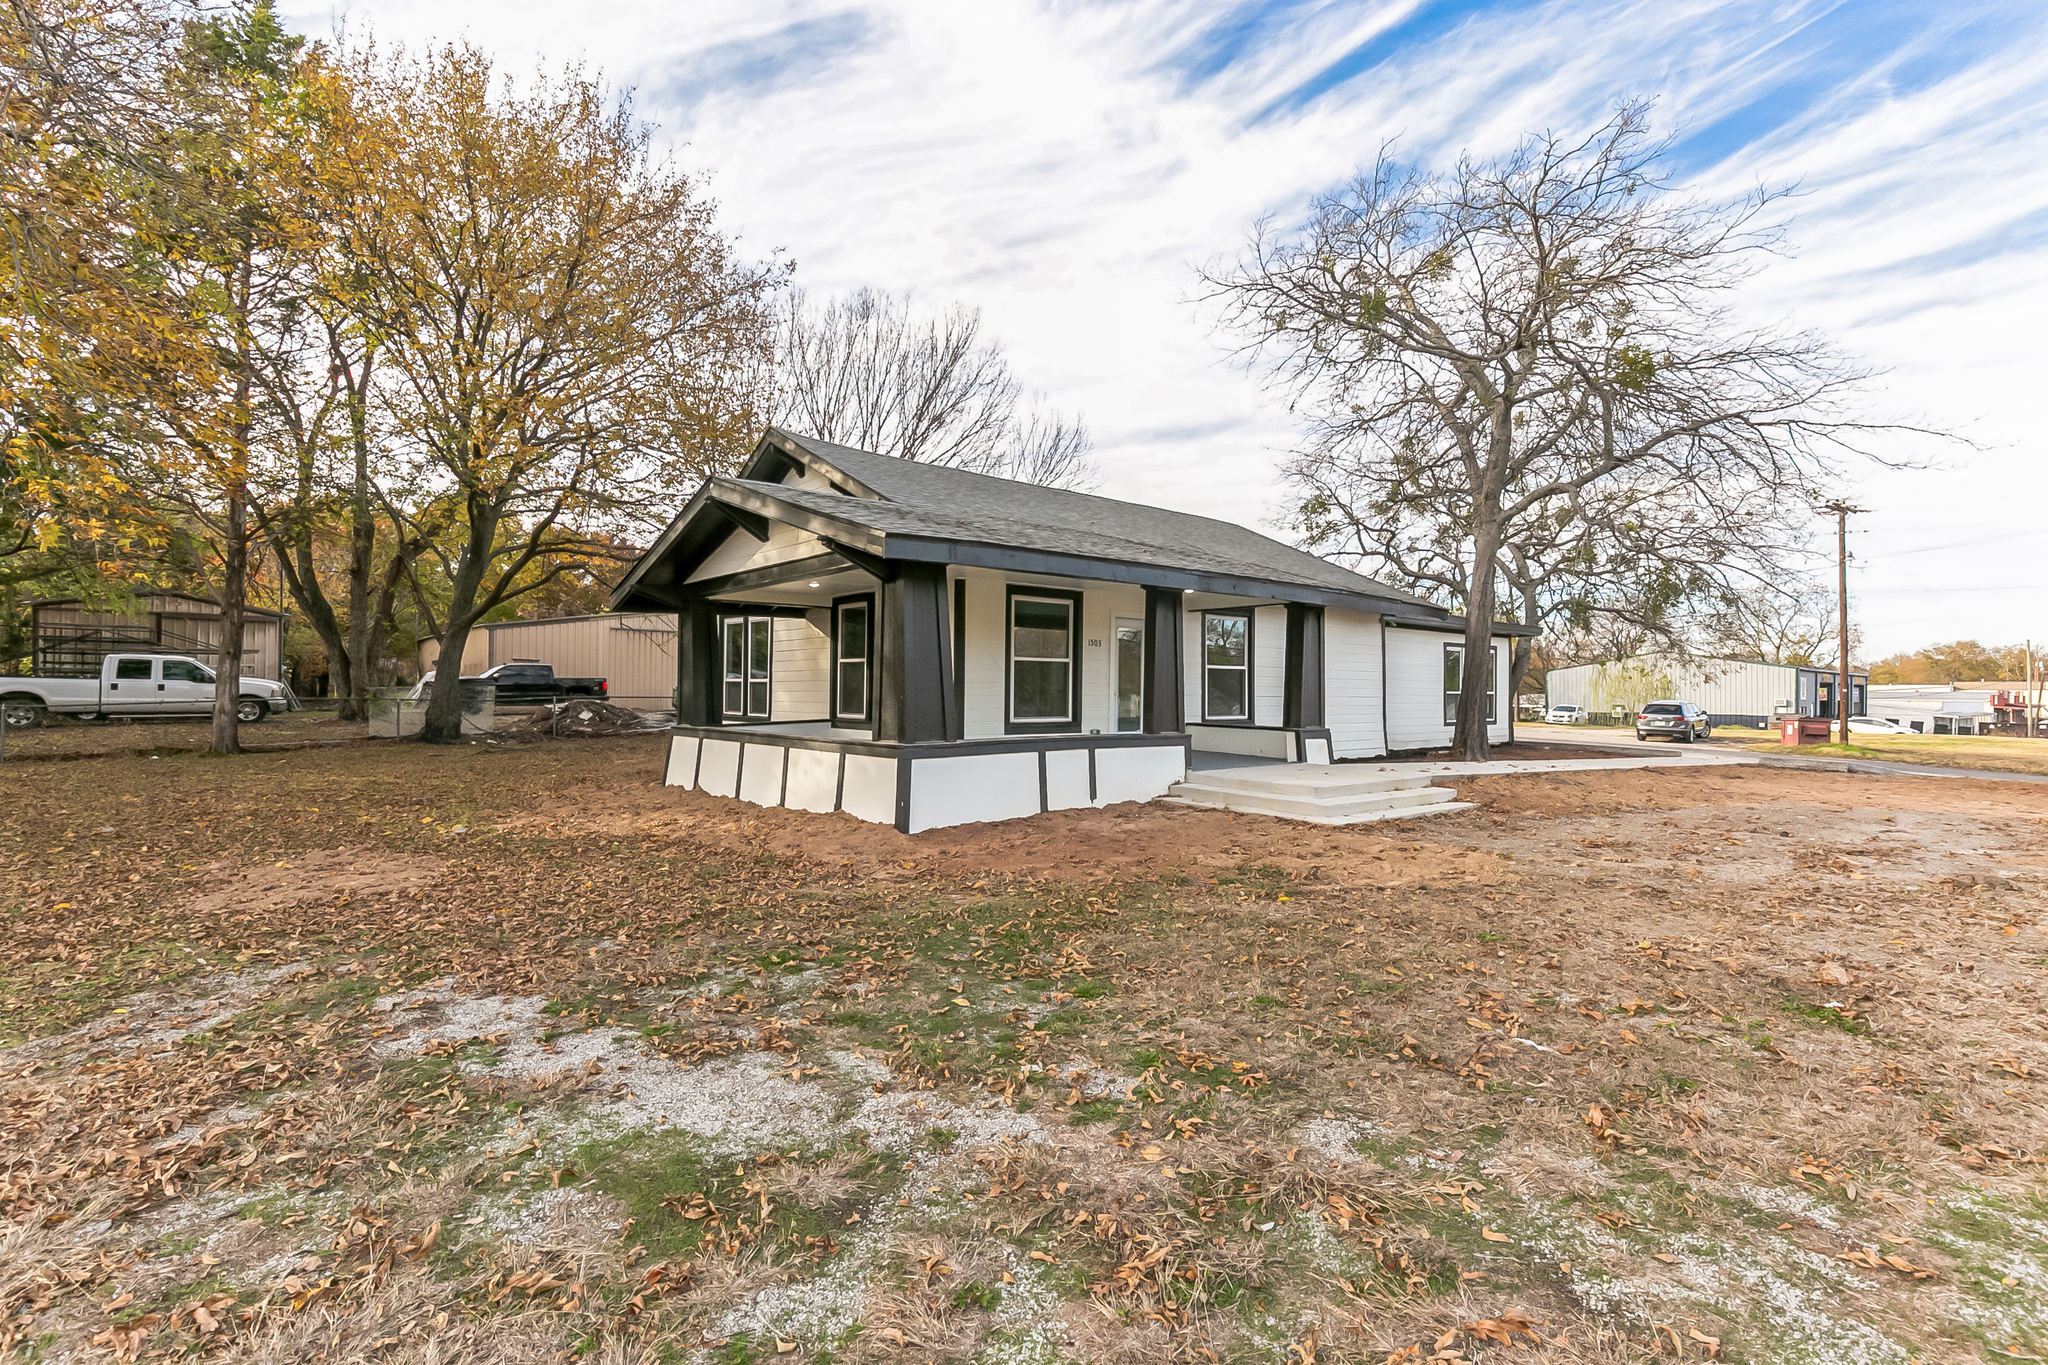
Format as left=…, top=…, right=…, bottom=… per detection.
left=1, top=737, right=2043, bottom=1362
left=191, top=849, right=449, bottom=915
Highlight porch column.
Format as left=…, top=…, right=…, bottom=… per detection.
left=675, top=599, right=720, bottom=726
left=1143, top=587, right=1183, bottom=733
left=1283, top=603, right=1325, bottom=728
left=878, top=562, right=958, bottom=742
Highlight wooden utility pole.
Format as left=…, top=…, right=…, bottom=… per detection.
left=1823, top=501, right=1862, bottom=744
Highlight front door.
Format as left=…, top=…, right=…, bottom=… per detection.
left=1112, top=618, right=1144, bottom=733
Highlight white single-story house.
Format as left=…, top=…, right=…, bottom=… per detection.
left=611, top=430, right=1525, bottom=833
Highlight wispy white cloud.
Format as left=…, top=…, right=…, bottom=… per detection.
left=283, top=0, right=2048, bottom=655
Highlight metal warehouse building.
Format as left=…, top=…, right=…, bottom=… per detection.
left=420, top=612, right=679, bottom=710
left=1544, top=654, right=1868, bottom=729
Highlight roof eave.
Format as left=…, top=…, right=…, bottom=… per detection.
left=879, top=534, right=1446, bottom=618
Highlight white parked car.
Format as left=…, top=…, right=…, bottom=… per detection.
left=1847, top=716, right=1915, bottom=735
left=1544, top=703, right=1584, bottom=725
left=0, top=653, right=298, bottom=728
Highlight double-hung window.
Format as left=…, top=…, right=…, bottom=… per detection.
left=832, top=596, right=872, bottom=725
left=1202, top=611, right=1251, bottom=721
left=1007, top=589, right=1078, bottom=729
left=1442, top=643, right=1495, bottom=726
left=722, top=615, right=771, bottom=720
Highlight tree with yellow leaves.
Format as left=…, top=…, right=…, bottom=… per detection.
left=325, top=45, right=777, bottom=742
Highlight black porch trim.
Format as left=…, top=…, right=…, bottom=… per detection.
left=1142, top=587, right=1183, bottom=734
left=670, top=724, right=1193, bottom=832
left=880, top=561, right=959, bottom=742
left=708, top=500, right=770, bottom=542
left=1283, top=603, right=1325, bottom=729
left=667, top=723, right=1192, bottom=761
left=822, top=538, right=892, bottom=583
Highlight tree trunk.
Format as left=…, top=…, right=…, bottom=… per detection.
left=1451, top=511, right=1502, bottom=761
left=419, top=506, right=494, bottom=744
left=1508, top=586, right=1540, bottom=709
left=211, top=486, right=248, bottom=755
left=338, top=350, right=378, bottom=721
left=210, top=244, right=255, bottom=757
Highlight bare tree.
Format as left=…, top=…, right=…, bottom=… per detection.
left=776, top=287, right=1094, bottom=489
left=1206, top=103, right=1884, bottom=759
left=1701, top=582, right=1851, bottom=667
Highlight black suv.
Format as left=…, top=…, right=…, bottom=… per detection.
left=1636, top=700, right=1711, bottom=742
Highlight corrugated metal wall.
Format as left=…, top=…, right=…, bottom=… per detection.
left=471, top=613, right=680, bottom=708
left=1545, top=656, right=1797, bottom=726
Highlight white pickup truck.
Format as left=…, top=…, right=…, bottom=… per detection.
left=0, top=653, right=299, bottom=728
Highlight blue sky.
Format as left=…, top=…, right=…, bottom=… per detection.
left=285, top=0, right=2048, bottom=657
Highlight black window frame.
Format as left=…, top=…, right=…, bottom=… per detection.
left=1442, top=642, right=1497, bottom=727
left=1003, top=584, right=1082, bottom=735
left=719, top=613, right=773, bottom=721
left=1200, top=609, right=1255, bottom=725
left=830, top=593, right=875, bottom=728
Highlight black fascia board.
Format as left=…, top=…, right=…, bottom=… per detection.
left=877, top=534, right=1445, bottom=621
left=608, top=482, right=715, bottom=611
left=1382, top=611, right=1541, bottom=637
left=709, top=500, right=770, bottom=543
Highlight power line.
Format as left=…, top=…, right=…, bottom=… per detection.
left=1860, top=527, right=2047, bottom=559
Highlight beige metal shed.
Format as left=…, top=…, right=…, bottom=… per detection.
left=31, top=592, right=285, bottom=681
left=419, top=612, right=678, bottom=709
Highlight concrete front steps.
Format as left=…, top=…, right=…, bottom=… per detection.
left=1165, top=766, right=1472, bottom=826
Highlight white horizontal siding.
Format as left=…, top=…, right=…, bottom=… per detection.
left=1254, top=606, right=1285, bottom=726
left=1080, top=583, right=1144, bottom=734
left=1385, top=627, right=1510, bottom=750
left=770, top=614, right=829, bottom=722
left=1324, top=607, right=1385, bottom=758
left=960, top=573, right=1007, bottom=739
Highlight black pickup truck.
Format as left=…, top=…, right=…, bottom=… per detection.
left=414, top=662, right=608, bottom=705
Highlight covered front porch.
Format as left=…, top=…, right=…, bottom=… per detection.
left=657, top=556, right=1333, bottom=832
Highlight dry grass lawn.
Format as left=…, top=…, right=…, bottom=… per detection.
left=1713, top=728, right=2048, bottom=777
left=1, top=734, right=2043, bottom=1363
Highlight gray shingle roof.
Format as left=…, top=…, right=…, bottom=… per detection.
left=759, top=433, right=1439, bottom=610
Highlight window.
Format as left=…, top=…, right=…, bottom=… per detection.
left=1007, top=590, right=1077, bottom=728
left=114, top=657, right=153, bottom=681
left=1442, top=643, right=1496, bottom=726
left=721, top=615, right=771, bottom=719
left=832, top=596, right=872, bottom=724
left=162, top=660, right=212, bottom=684
left=1202, top=612, right=1251, bottom=721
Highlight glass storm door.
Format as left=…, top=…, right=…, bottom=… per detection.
left=1113, top=618, right=1144, bottom=733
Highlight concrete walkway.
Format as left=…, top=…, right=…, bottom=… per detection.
left=1351, top=750, right=1758, bottom=780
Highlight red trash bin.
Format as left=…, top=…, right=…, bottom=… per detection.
left=1780, top=718, right=1833, bottom=745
